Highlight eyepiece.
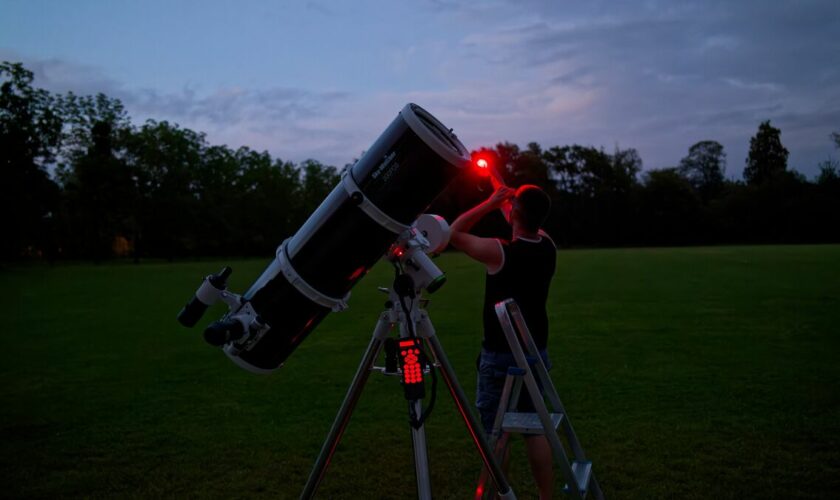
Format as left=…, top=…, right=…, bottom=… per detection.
left=176, top=266, right=233, bottom=327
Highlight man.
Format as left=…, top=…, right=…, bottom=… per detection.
left=449, top=183, right=556, bottom=500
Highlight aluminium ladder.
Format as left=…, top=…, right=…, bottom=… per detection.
left=476, top=298, right=605, bottom=500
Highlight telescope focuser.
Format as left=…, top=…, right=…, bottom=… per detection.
left=177, top=265, right=272, bottom=353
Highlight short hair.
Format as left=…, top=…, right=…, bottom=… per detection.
left=514, top=185, right=551, bottom=232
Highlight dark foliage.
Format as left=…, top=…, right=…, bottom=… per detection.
left=678, top=140, right=726, bottom=201
left=1, top=62, right=62, bottom=259
left=2, top=61, right=839, bottom=260
left=744, top=120, right=789, bottom=185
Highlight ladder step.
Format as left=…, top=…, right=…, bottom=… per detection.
left=501, top=412, right=564, bottom=434
left=562, top=460, right=593, bottom=497
left=507, top=366, right=526, bottom=376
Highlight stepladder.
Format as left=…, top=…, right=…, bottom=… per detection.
left=476, top=298, right=605, bottom=500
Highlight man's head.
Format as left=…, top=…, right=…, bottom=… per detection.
left=512, top=185, right=551, bottom=233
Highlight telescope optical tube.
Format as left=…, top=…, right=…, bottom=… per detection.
left=222, top=103, right=470, bottom=373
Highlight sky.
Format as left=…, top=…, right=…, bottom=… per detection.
left=2, top=0, right=839, bottom=178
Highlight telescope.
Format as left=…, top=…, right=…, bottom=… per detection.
left=177, top=103, right=470, bottom=373
left=176, top=104, right=519, bottom=499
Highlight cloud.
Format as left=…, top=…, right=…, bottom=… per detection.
left=0, top=49, right=122, bottom=96
left=127, top=85, right=357, bottom=165
left=124, top=86, right=348, bottom=128
left=304, top=0, right=336, bottom=17
left=4, top=0, right=839, bottom=176
left=1, top=52, right=360, bottom=165
left=433, top=0, right=840, bottom=175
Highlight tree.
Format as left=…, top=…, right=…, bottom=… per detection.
left=1, top=61, right=63, bottom=258
left=816, top=159, right=838, bottom=186
left=639, top=168, right=703, bottom=245
left=678, top=140, right=726, bottom=200
left=64, top=122, right=135, bottom=258
left=491, top=142, right=521, bottom=186
left=818, top=132, right=840, bottom=185
left=55, top=93, right=135, bottom=259
left=514, top=142, right=552, bottom=188
left=744, top=120, right=789, bottom=185
left=234, top=148, right=302, bottom=255
left=57, top=92, right=130, bottom=165
left=123, top=120, right=206, bottom=259
left=299, top=159, right=339, bottom=217
left=538, top=144, right=641, bottom=245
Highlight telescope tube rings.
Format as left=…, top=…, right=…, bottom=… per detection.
left=341, top=170, right=411, bottom=235
left=276, top=240, right=350, bottom=312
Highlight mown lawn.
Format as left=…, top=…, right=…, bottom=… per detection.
left=2, top=245, right=839, bottom=499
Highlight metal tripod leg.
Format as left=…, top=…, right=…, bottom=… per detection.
left=417, top=312, right=517, bottom=500
left=394, top=301, right=433, bottom=500
left=410, top=399, right=432, bottom=500
left=300, top=311, right=392, bottom=500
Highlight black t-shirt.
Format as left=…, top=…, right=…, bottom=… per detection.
left=482, top=235, right=556, bottom=352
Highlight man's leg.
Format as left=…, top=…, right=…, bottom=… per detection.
left=476, top=349, right=512, bottom=496
left=524, top=435, right=553, bottom=500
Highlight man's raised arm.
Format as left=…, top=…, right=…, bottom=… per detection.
left=449, top=186, right=514, bottom=273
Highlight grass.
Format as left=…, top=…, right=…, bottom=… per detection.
left=1, top=245, right=839, bottom=499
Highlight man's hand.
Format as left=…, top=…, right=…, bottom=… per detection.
left=488, top=185, right=515, bottom=223
left=487, top=186, right=515, bottom=210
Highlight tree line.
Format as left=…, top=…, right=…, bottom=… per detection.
left=437, top=128, right=840, bottom=248
left=3, top=61, right=839, bottom=261
left=2, top=61, right=340, bottom=261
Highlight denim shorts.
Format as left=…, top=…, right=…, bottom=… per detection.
left=475, top=348, right=552, bottom=435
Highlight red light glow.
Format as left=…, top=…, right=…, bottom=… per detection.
left=402, top=346, right=423, bottom=384
left=348, top=266, right=366, bottom=281
left=474, top=157, right=491, bottom=177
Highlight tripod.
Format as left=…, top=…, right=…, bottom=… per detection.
left=301, top=270, right=516, bottom=499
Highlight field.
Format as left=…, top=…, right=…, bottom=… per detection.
left=2, top=245, right=839, bottom=499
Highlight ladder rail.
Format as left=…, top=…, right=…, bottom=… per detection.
left=495, top=302, right=585, bottom=499
left=490, top=372, right=517, bottom=442
left=505, top=300, right=589, bottom=461
left=505, top=300, right=606, bottom=500
left=495, top=298, right=606, bottom=500
left=478, top=372, right=519, bottom=500
left=506, top=301, right=565, bottom=412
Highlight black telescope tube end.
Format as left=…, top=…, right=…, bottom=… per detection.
left=204, top=318, right=247, bottom=346
left=177, top=296, right=208, bottom=328
left=426, top=273, right=447, bottom=294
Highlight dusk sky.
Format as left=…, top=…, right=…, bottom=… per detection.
left=2, top=0, right=839, bottom=178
